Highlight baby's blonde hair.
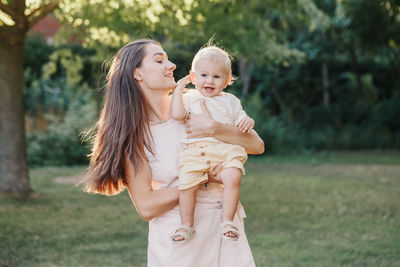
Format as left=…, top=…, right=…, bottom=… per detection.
left=191, top=46, right=234, bottom=85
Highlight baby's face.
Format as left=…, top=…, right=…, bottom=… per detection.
left=192, top=59, right=230, bottom=98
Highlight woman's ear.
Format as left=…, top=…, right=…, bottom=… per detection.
left=134, top=68, right=143, bottom=81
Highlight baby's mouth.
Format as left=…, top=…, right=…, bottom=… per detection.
left=204, top=87, right=214, bottom=93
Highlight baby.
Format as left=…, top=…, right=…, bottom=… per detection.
left=170, top=46, right=254, bottom=243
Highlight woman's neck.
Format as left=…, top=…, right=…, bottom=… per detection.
left=146, top=90, right=172, bottom=123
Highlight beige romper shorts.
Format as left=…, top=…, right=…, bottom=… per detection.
left=178, top=141, right=247, bottom=190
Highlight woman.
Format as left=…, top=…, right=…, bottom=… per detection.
left=82, top=39, right=264, bottom=267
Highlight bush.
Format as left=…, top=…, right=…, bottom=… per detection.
left=27, top=96, right=97, bottom=166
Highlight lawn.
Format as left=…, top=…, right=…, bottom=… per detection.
left=1, top=152, right=399, bottom=266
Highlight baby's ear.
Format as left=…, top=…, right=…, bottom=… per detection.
left=190, top=71, right=195, bottom=82
left=224, top=75, right=232, bottom=88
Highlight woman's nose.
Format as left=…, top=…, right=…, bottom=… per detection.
left=167, top=60, right=176, bottom=71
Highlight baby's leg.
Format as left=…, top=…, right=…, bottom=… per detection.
left=172, top=185, right=199, bottom=242
left=179, top=185, right=200, bottom=227
left=218, top=167, right=242, bottom=222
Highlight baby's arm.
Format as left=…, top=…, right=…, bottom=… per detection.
left=237, top=116, right=255, bottom=133
left=230, top=94, right=255, bottom=133
left=171, top=75, right=190, bottom=121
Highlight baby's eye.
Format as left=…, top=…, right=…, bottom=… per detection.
left=214, top=75, right=221, bottom=79
left=201, top=74, right=207, bottom=77
left=156, top=60, right=163, bottom=63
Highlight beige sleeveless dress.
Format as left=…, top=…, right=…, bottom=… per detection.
left=145, top=119, right=256, bottom=267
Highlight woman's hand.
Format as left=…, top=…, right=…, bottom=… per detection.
left=185, top=100, right=225, bottom=183
left=186, top=98, right=264, bottom=154
left=185, top=99, right=216, bottom=138
left=207, top=163, right=225, bottom=184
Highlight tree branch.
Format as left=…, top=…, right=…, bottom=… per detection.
left=27, top=1, right=60, bottom=29
left=0, top=2, right=18, bottom=19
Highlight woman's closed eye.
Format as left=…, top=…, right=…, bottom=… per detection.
left=155, top=56, right=167, bottom=63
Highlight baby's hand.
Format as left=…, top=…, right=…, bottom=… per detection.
left=237, top=117, right=254, bottom=133
left=174, top=75, right=191, bottom=93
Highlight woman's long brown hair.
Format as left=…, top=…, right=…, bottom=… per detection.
left=81, top=39, right=158, bottom=196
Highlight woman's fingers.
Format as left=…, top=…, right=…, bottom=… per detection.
left=199, top=99, right=211, bottom=117
left=185, top=100, right=214, bottom=138
left=210, top=163, right=223, bottom=176
left=208, top=163, right=225, bottom=184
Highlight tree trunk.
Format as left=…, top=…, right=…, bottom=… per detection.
left=0, top=36, right=31, bottom=194
left=0, top=0, right=59, bottom=194
left=322, top=59, right=330, bottom=107
left=238, top=55, right=253, bottom=100
left=350, top=47, right=362, bottom=91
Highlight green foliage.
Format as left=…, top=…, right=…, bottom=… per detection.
left=24, top=34, right=55, bottom=84
left=21, top=0, right=400, bottom=166
left=27, top=93, right=97, bottom=166
left=24, top=37, right=98, bottom=116
left=23, top=36, right=99, bottom=166
left=43, top=48, right=84, bottom=86
left=343, top=0, right=400, bottom=48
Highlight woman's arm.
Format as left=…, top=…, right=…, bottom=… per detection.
left=212, top=123, right=264, bottom=154
left=186, top=100, right=264, bottom=154
left=124, top=157, right=179, bottom=221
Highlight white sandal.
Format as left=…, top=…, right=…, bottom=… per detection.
left=220, top=221, right=240, bottom=241
left=171, top=225, right=196, bottom=244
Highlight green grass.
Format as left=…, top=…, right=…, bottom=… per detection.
left=1, top=152, right=399, bottom=266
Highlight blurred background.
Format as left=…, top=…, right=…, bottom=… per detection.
left=1, top=1, right=400, bottom=266
left=2, top=0, right=399, bottom=167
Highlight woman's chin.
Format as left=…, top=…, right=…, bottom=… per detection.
left=151, top=81, right=176, bottom=91
left=168, top=80, right=177, bottom=88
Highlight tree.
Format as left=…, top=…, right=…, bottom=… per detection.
left=0, top=0, right=59, bottom=194
left=155, top=0, right=307, bottom=99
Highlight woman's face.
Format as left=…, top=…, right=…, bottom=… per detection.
left=134, top=43, right=176, bottom=91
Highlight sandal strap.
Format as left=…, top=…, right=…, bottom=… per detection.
left=175, top=224, right=194, bottom=233
left=220, top=221, right=240, bottom=240
left=171, top=225, right=196, bottom=243
left=220, top=221, right=239, bottom=231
